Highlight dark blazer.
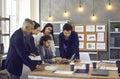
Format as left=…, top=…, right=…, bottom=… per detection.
left=5, top=28, right=37, bottom=76
left=24, top=33, right=38, bottom=55
left=59, top=31, right=79, bottom=59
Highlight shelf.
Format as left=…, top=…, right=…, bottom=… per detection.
left=0, top=17, right=10, bottom=21
left=54, top=33, right=60, bottom=35
left=1, top=34, right=10, bottom=36
left=110, top=47, right=120, bottom=49
left=110, top=32, right=120, bottom=33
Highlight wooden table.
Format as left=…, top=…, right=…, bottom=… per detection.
left=28, top=62, right=119, bottom=79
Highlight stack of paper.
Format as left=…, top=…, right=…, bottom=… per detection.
left=53, top=70, right=73, bottom=75
left=29, top=55, right=41, bottom=60
left=99, top=66, right=118, bottom=71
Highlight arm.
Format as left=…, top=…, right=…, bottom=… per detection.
left=29, top=36, right=38, bottom=55
left=14, top=36, right=37, bottom=71
left=71, top=32, right=79, bottom=59
left=59, top=33, right=65, bottom=58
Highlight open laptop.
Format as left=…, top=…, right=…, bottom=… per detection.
left=60, top=53, right=76, bottom=64
left=91, top=69, right=109, bottom=76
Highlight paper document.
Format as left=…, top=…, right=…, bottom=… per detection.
left=29, top=55, right=41, bottom=60
left=99, top=66, right=118, bottom=71
left=45, top=66, right=58, bottom=71
left=53, top=70, right=73, bottom=75
left=75, top=66, right=86, bottom=69
left=102, top=60, right=116, bottom=64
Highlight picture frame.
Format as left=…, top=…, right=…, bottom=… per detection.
left=78, top=34, right=84, bottom=40
left=87, top=34, right=96, bottom=41
left=75, top=25, right=84, bottom=32
left=86, top=25, right=95, bottom=32
left=86, top=43, right=96, bottom=49
left=96, top=25, right=105, bottom=32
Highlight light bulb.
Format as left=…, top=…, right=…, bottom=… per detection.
left=106, top=3, right=112, bottom=10
left=47, top=16, right=54, bottom=21
left=91, top=14, right=97, bottom=21
left=78, top=6, right=84, bottom=12
left=63, top=11, right=70, bottom=18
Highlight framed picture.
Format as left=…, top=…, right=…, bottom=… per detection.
left=86, top=25, right=95, bottom=32
left=78, top=34, right=84, bottom=40
left=87, top=34, right=96, bottom=41
left=79, top=42, right=84, bottom=49
left=75, top=25, right=84, bottom=32
left=96, top=25, right=105, bottom=32
left=96, top=43, right=106, bottom=50
left=97, top=33, right=104, bottom=42
left=86, top=43, right=96, bottom=49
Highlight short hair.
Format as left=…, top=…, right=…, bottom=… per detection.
left=33, top=21, right=40, bottom=29
left=23, top=18, right=34, bottom=27
left=39, top=35, right=52, bottom=46
left=63, top=23, right=72, bottom=31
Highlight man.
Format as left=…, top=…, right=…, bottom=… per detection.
left=37, top=35, right=54, bottom=63
left=24, top=21, right=40, bottom=56
left=59, top=23, right=79, bottom=60
left=5, top=18, right=43, bottom=79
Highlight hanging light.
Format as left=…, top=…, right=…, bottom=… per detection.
left=47, top=16, right=54, bottom=22
left=47, top=0, right=54, bottom=21
left=77, top=0, right=84, bottom=13
left=106, top=0, right=112, bottom=10
left=63, top=0, right=70, bottom=18
left=63, top=11, right=70, bottom=18
left=90, top=0, right=97, bottom=21
left=91, top=14, right=97, bottom=21
left=78, top=5, right=84, bottom=12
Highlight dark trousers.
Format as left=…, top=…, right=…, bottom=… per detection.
left=9, top=73, right=20, bottom=79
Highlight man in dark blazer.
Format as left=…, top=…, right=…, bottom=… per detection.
left=24, top=21, right=40, bottom=56
left=5, top=18, right=43, bottom=79
left=59, top=23, right=79, bottom=61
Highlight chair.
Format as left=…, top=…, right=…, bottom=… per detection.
left=116, top=61, right=120, bottom=77
left=79, top=52, right=90, bottom=61
left=0, top=69, right=9, bottom=79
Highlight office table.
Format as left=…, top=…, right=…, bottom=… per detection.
left=28, top=62, right=119, bottom=79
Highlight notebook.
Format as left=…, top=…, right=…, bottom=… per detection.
left=91, top=69, right=108, bottom=76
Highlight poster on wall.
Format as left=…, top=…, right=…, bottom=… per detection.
left=75, top=25, right=84, bottom=32
left=97, top=33, right=104, bottom=42
left=87, top=34, right=96, bottom=41
left=79, top=42, right=84, bottom=49
left=96, top=43, right=106, bottom=50
left=86, top=43, right=96, bottom=49
left=86, top=25, right=95, bottom=32
left=96, top=25, right=105, bottom=32
left=78, top=34, right=84, bottom=40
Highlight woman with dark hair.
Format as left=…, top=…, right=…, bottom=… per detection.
left=34, top=23, right=56, bottom=56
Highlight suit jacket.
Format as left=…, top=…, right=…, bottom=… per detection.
left=5, top=28, right=37, bottom=76
left=24, top=33, right=38, bottom=55
left=59, top=31, right=79, bottom=59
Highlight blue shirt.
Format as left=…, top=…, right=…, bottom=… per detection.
left=59, top=31, right=79, bottom=59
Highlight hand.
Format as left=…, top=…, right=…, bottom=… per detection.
left=74, top=59, right=80, bottom=62
left=30, top=53, right=36, bottom=57
left=36, top=65, right=44, bottom=71
left=55, top=57, right=62, bottom=63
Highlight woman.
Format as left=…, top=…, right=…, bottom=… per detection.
left=34, top=23, right=56, bottom=56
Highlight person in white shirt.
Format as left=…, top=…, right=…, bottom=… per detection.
left=34, top=23, right=56, bottom=56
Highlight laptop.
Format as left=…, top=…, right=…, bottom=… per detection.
left=91, top=69, right=109, bottom=76
left=60, top=53, right=76, bottom=64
